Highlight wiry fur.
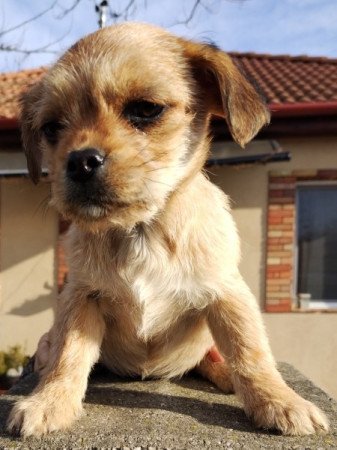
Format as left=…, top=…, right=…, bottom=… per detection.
left=8, top=22, right=328, bottom=437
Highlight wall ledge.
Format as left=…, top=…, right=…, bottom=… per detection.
left=0, top=362, right=336, bottom=449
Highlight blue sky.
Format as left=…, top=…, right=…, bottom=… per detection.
left=1, top=0, right=337, bottom=72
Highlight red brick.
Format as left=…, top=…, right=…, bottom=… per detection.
left=269, top=189, right=295, bottom=198
left=268, top=223, right=293, bottom=231
left=266, top=271, right=280, bottom=279
left=281, top=257, right=293, bottom=264
left=269, top=177, right=296, bottom=184
left=267, top=237, right=293, bottom=245
left=269, top=197, right=295, bottom=205
left=279, top=298, right=293, bottom=304
left=268, top=217, right=283, bottom=225
left=280, top=271, right=292, bottom=279
left=265, top=303, right=292, bottom=312
left=266, top=285, right=281, bottom=292
left=268, top=210, right=294, bottom=219
left=267, top=264, right=291, bottom=272
left=267, top=278, right=291, bottom=285
left=268, top=205, right=283, bottom=210
left=267, top=245, right=284, bottom=251
left=282, top=217, right=295, bottom=224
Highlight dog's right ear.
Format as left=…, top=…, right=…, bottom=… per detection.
left=20, top=83, right=44, bottom=184
left=180, top=39, right=270, bottom=147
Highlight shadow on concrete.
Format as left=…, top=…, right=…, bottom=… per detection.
left=0, top=368, right=265, bottom=437
left=8, top=284, right=54, bottom=316
left=86, top=383, right=255, bottom=432
left=0, top=398, right=16, bottom=439
left=83, top=365, right=271, bottom=434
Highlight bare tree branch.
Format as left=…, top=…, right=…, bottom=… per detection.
left=55, top=0, right=82, bottom=20
left=176, top=0, right=204, bottom=26
left=0, top=0, right=248, bottom=59
left=0, top=0, right=75, bottom=60
left=0, top=0, right=58, bottom=37
left=109, top=0, right=138, bottom=21
left=0, top=44, right=58, bottom=55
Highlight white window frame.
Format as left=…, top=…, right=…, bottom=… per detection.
left=295, top=180, right=337, bottom=310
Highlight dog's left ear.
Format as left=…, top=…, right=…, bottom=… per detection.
left=20, top=82, right=44, bottom=184
left=180, top=40, right=270, bottom=147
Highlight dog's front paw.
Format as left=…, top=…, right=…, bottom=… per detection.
left=7, top=394, right=82, bottom=437
left=247, top=390, right=329, bottom=435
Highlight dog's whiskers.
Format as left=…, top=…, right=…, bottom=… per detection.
left=142, top=179, right=160, bottom=210
left=131, top=152, right=168, bottom=170
left=34, top=192, right=52, bottom=218
left=145, top=165, right=181, bottom=173
left=143, top=177, right=174, bottom=189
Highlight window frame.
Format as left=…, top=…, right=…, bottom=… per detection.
left=295, top=180, right=337, bottom=310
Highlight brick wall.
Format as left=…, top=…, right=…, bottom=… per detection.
left=57, top=217, right=70, bottom=292
left=265, top=169, right=337, bottom=312
left=266, top=174, right=296, bottom=312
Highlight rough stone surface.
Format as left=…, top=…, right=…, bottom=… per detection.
left=0, top=363, right=336, bottom=449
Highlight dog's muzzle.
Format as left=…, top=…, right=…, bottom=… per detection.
left=64, top=148, right=114, bottom=217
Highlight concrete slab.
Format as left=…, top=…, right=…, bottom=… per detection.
left=0, top=363, right=336, bottom=449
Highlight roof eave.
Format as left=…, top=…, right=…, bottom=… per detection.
left=0, top=117, right=19, bottom=130
left=270, top=101, right=337, bottom=117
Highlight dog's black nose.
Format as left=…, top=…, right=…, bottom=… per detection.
left=66, top=149, right=105, bottom=182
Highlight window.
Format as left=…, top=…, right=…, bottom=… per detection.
left=266, top=170, right=337, bottom=312
left=296, top=184, right=337, bottom=308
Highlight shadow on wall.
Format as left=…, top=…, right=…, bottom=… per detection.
left=7, top=283, right=55, bottom=317
left=1, top=177, right=55, bottom=273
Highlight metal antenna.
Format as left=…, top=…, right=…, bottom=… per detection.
left=95, top=0, right=108, bottom=29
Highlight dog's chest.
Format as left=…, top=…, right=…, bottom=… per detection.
left=125, top=254, right=199, bottom=339
left=100, top=261, right=213, bottom=378
left=75, top=226, right=214, bottom=338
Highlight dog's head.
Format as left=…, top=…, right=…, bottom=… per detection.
left=21, top=23, right=269, bottom=231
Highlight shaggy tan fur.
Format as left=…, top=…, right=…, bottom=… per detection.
left=8, top=22, right=328, bottom=437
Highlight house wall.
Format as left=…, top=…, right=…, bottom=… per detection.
left=209, top=136, right=337, bottom=400
left=0, top=177, right=57, bottom=355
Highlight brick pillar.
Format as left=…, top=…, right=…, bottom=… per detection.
left=265, top=175, right=296, bottom=312
left=57, top=217, right=70, bottom=293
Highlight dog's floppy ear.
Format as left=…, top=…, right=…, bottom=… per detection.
left=181, top=40, right=270, bottom=147
left=20, top=82, right=44, bottom=184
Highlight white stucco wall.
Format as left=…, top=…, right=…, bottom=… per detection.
left=0, top=177, right=57, bottom=355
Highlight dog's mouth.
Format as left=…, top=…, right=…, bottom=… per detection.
left=63, top=183, right=130, bottom=221
left=57, top=176, right=151, bottom=228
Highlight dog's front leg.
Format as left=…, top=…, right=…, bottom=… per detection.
left=7, top=286, right=105, bottom=437
left=207, top=275, right=329, bottom=435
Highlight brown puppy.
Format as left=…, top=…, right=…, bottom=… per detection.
left=8, top=22, right=328, bottom=437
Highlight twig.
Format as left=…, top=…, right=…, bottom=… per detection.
left=55, top=0, right=82, bottom=19
left=0, top=0, right=58, bottom=37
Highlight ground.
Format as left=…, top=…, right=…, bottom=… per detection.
left=0, top=363, right=336, bottom=449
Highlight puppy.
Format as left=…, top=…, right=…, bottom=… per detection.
left=8, top=22, right=328, bottom=437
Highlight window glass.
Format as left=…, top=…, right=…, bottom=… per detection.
left=297, top=185, right=337, bottom=301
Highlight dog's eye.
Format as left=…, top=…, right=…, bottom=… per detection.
left=40, top=121, right=63, bottom=144
left=123, top=100, right=165, bottom=127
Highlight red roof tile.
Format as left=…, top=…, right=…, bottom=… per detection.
left=1, top=53, right=337, bottom=122
left=231, top=53, right=337, bottom=107
left=0, top=67, right=45, bottom=121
